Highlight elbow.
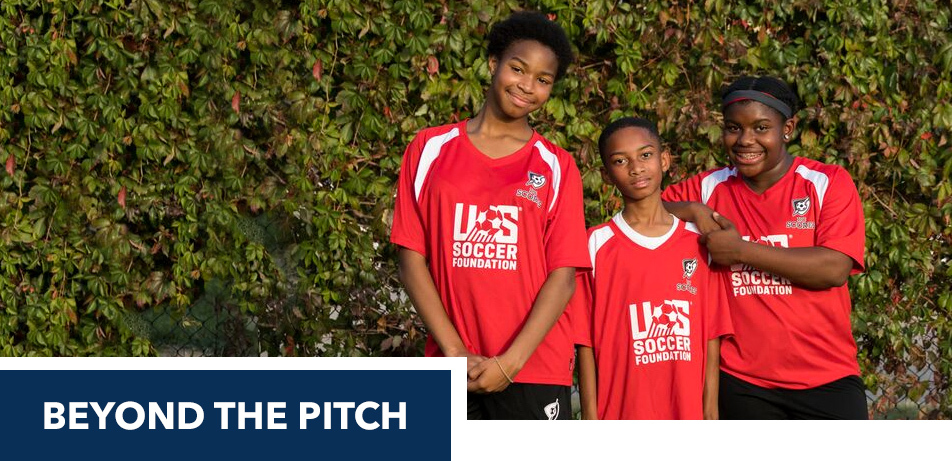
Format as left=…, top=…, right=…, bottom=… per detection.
left=806, top=269, right=850, bottom=290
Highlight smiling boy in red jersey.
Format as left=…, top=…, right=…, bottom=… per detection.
left=390, top=12, right=589, bottom=420
left=663, top=76, right=868, bottom=419
left=572, top=117, right=733, bottom=420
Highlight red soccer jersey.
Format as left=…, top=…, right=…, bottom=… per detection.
left=662, top=156, right=866, bottom=389
left=571, top=214, right=733, bottom=419
left=390, top=121, right=590, bottom=386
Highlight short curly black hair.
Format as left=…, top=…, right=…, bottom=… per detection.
left=597, top=116, right=662, bottom=167
left=721, top=76, right=800, bottom=120
left=487, top=11, right=574, bottom=80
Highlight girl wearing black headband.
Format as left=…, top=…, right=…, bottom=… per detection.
left=663, top=76, right=868, bottom=419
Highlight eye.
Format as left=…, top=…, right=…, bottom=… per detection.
left=612, top=158, right=628, bottom=165
left=756, top=124, right=770, bottom=132
left=510, top=65, right=523, bottom=74
left=725, top=125, right=740, bottom=133
left=537, top=77, right=552, bottom=85
left=641, top=151, right=653, bottom=160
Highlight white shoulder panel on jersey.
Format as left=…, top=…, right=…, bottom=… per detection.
left=414, top=127, right=460, bottom=201
left=588, top=226, right=615, bottom=279
left=534, top=141, right=562, bottom=213
left=700, top=167, right=736, bottom=204
left=795, top=164, right=830, bottom=212
left=684, top=222, right=700, bottom=234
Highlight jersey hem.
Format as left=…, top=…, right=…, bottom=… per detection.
left=390, top=237, right=427, bottom=258
left=720, top=367, right=862, bottom=390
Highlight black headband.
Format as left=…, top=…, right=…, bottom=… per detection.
left=722, top=90, right=793, bottom=119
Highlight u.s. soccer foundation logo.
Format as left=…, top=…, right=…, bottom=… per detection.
left=515, top=172, right=545, bottom=208
left=677, top=258, right=698, bottom=294
left=628, top=300, right=692, bottom=365
left=786, top=197, right=816, bottom=230
left=682, top=258, right=697, bottom=279
left=452, top=203, right=519, bottom=271
left=791, top=197, right=810, bottom=216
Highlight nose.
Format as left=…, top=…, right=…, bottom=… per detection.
left=516, top=75, right=534, bottom=94
left=629, top=160, right=645, bottom=176
left=736, top=128, right=755, bottom=146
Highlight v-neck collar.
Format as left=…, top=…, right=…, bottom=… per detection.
left=611, top=212, right=680, bottom=250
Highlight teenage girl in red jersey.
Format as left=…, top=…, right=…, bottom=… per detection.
left=664, top=76, right=867, bottom=419
left=390, top=12, right=589, bottom=419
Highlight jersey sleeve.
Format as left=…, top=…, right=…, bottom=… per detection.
left=704, top=265, right=734, bottom=341
left=661, top=172, right=704, bottom=203
left=816, top=167, right=866, bottom=274
left=543, top=158, right=591, bottom=271
left=566, top=270, right=594, bottom=347
left=389, top=132, right=429, bottom=257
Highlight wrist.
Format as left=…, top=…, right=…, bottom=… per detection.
left=497, top=350, right=526, bottom=377
left=441, top=344, right=468, bottom=358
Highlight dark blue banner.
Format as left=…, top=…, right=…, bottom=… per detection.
left=0, top=366, right=453, bottom=460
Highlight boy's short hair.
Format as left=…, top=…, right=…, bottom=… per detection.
left=721, top=76, right=799, bottom=120
left=487, top=11, right=574, bottom=80
left=597, top=117, right=662, bottom=167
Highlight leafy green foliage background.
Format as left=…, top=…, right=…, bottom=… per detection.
left=1, top=0, right=949, bottom=417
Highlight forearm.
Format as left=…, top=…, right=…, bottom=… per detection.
left=735, top=242, right=853, bottom=289
left=500, top=267, right=577, bottom=373
left=577, top=346, right=598, bottom=420
left=397, top=248, right=468, bottom=356
left=703, top=338, right=720, bottom=420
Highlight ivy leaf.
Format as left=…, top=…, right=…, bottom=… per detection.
left=231, top=91, right=241, bottom=114
left=118, top=185, right=127, bottom=208
left=5, top=153, right=13, bottom=176
left=312, top=60, right=323, bottom=81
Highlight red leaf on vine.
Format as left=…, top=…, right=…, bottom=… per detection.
left=312, top=60, right=323, bottom=81
left=231, top=91, right=241, bottom=114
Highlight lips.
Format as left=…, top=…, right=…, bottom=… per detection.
left=732, top=151, right=764, bottom=165
left=629, top=178, right=651, bottom=188
left=506, top=90, right=533, bottom=108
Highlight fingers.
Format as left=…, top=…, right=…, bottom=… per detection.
left=467, top=359, right=488, bottom=382
left=465, top=360, right=509, bottom=394
left=712, top=211, right=734, bottom=230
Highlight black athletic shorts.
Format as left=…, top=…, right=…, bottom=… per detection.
left=468, top=383, right=572, bottom=420
left=719, top=370, right=868, bottom=419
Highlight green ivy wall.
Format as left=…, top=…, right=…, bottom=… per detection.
left=0, top=0, right=949, bottom=417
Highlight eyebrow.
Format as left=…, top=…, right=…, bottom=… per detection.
left=725, top=118, right=774, bottom=124
left=608, top=144, right=657, bottom=156
left=508, top=56, right=555, bottom=77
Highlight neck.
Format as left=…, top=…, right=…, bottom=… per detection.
left=469, top=97, right=532, bottom=138
left=620, top=194, right=672, bottom=236
left=744, top=152, right=794, bottom=194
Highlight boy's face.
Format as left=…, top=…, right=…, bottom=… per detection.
left=488, top=40, right=558, bottom=120
left=601, top=126, right=669, bottom=202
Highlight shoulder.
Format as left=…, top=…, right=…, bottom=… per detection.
left=532, top=134, right=578, bottom=171
left=793, top=157, right=853, bottom=181
left=587, top=221, right=615, bottom=238
left=667, top=165, right=738, bottom=203
left=791, top=157, right=858, bottom=201
left=586, top=221, right=617, bottom=248
left=411, top=122, right=464, bottom=146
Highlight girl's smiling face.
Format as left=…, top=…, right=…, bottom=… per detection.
left=722, top=100, right=796, bottom=191
left=488, top=39, right=558, bottom=120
